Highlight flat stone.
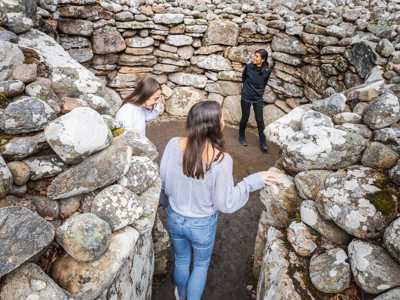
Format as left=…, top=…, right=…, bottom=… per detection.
left=318, top=166, right=398, bottom=239
left=47, top=142, right=132, bottom=199
left=165, top=34, right=193, bottom=47
left=153, top=13, right=184, bottom=25
left=58, top=19, right=93, bottom=36
left=0, top=263, right=68, bottom=300
left=59, top=196, right=81, bottom=219
left=119, top=54, right=157, bottom=66
left=24, top=154, right=66, bottom=181
left=271, top=34, right=306, bottom=55
left=125, top=36, right=154, bottom=48
left=295, top=170, right=332, bottom=200
left=56, top=213, right=112, bottom=262
left=287, top=221, right=317, bottom=257
left=0, top=40, right=24, bottom=81
left=193, top=54, right=232, bottom=71
left=0, top=207, right=55, bottom=277
left=91, top=184, right=143, bottom=231
left=0, top=132, right=48, bottom=160
left=45, top=107, right=112, bottom=164
left=166, top=86, right=206, bottom=117
left=311, top=93, right=347, bottom=117
left=168, top=72, right=207, bottom=89
left=333, top=112, right=362, bottom=124
left=0, top=96, right=56, bottom=134
left=224, top=44, right=268, bottom=64
left=309, top=248, right=351, bottom=293
left=0, top=80, right=25, bottom=98
left=348, top=239, right=400, bottom=294
left=11, top=64, right=37, bottom=83
left=335, top=123, right=372, bottom=139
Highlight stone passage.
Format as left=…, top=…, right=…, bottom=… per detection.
left=147, top=120, right=280, bottom=300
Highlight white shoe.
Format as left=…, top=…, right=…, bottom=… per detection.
left=174, top=286, right=180, bottom=300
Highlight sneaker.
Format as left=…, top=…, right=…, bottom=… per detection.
left=260, top=143, right=268, bottom=153
left=174, top=286, right=180, bottom=300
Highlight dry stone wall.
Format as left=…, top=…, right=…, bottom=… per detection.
left=29, top=0, right=400, bottom=126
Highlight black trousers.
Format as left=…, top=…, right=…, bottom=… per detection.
left=239, top=100, right=266, bottom=144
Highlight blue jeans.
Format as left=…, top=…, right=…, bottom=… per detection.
left=166, top=207, right=218, bottom=300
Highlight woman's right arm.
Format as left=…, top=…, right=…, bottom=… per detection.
left=213, top=155, right=266, bottom=214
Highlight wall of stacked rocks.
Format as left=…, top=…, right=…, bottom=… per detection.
left=0, top=1, right=170, bottom=299
left=28, top=0, right=400, bottom=126
left=253, top=67, right=400, bottom=299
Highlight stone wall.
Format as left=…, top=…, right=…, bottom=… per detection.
left=253, top=67, right=400, bottom=299
left=26, top=0, right=400, bottom=126
left=0, top=1, right=168, bottom=299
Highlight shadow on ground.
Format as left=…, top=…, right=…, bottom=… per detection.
left=147, top=120, right=280, bottom=300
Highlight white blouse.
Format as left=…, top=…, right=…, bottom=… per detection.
left=115, top=102, right=163, bottom=138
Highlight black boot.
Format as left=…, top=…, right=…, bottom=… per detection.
left=239, top=125, right=248, bottom=146
left=259, top=132, right=268, bottom=153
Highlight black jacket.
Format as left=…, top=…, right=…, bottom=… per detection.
left=241, top=63, right=271, bottom=103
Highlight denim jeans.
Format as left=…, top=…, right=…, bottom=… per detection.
left=167, top=207, right=218, bottom=300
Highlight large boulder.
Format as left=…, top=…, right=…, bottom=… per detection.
left=384, top=217, right=400, bottom=264
left=56, top=213, right=112, bottom=262
left=265, top=107, right=367, bottom=172
left=51, top=227, right=139, bottom=300
left=18, top=30, right=106, bottom=97
left=91, top=184, right=143, bottom=231
left=309, top=248, right=351, bottom=293
left=45, top=107, right=112, bottom=164
left=271, top=34, right=307, bottom=55
left=204, top=20, right=239, bottom=46
left=118, top=156, right=158, bottom=194
left=0, top=96, right=57, bottom=134
left=0, top=40, right=24, bottom=81
left=0, top=207, right=55, bottom=277
left=47, top=142, right=132, bottom=199
left=348, top=239, right=400, bottom=294
left=166, top=86, right=206, bottom=117
left=363, top=90, right=400, bottom=130
left=0, top=155, right=13, bottom=198
left=0, top=263, right=69, bottom=300
left=317, top=166, right=398, bottom=239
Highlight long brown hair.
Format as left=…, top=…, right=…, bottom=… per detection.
left=124, top=77, right=160, bottom=105
left=183, top=101, right=225, bottom=179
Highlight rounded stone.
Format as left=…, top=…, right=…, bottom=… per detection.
left=55, top=213, right=112, bottom=262
left=384, top=217, right=400, bottom=264
left=7, top=161, right=30, bottom=186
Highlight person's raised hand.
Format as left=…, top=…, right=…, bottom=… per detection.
left=260, top=170, right=281, bottom=186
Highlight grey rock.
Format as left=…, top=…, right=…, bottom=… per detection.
left=361, top=142, right=399, bottom=169
left=91, top=184, right=143, bottom=231
left=0, top=263, right=68, bottom=300
left=45, top=107, right=112, bottom=164
left=153, top=14, right=184, bottom=25
left=0, top=207, right=55, bottom=277
left=271, top=34, right=307, bottom=55
left=374, top=128, right=400, bottom=144
left=166, top=86, right=206, bottom=117
left=363, top=90, right=400, bottom=130
left=47, top=142, right=132, bottom=199
left=125, top=36, right=154, bottom=48
left=32, top=196, right=59, bottom=220
left=168, top=73, right=207, bottom=89
left=4, top=12, right=33, bottom=34
left=389, top=163, right=400, bottom=185
left=310, top=248, right=351, bottom=293
left=117, top=155, right=158, bottom=193
left=0, top=80, right=24, bottom=97
left=224, top=44, right=269, bottom=64
left=384, top=218, right=400, bottom=264
left=0, top=30, right=18, bottom=43
left=0, top=96, right=56, bottom=134
left=348, top=239, right=400, bottom=294
left=193, top=54, right=232, bottom=71
left=295, top=170, right=331, bottom=200
left=0, top=132, right=48, bottom=160
left=311, top=93, right=347, bottom=117
left=59, top=196, right=81, bottom=219
left=166, top=34, right=193, bottom=47
left=58, top=19, right=93, bottom=36
left=271, top=52, right=302, bottom=66
left=0, top=155, right=13, bottom=198
left=318, top=166, right=398, bottom=239
left=349, top=42, right=377, bottom=79
left=301, top=65, right=327, bottom=94
left=56, top=213, right=111, bottom=262
left=119, top=54, right=157, bottom=66
left=300, top=200, right=350, bottom=245
left=301, top=110, right=333, bottom=130
left=335, top=123, right=373, bottom=140
left=374, top=288, right=400, bottom=300
left=11, top=64, right=37, bottom=84
left=333, top=112, right=362, bottom=125
left=24, top=154, right=65, bottom=181
left=287, top=221, right=317, bottom=257
left=205, top=20, right=239, bottom=46
left=7, top=161, right=30, bottom=186
left=52, top=227, right=139, bottom=300
left=0, top=40, right=24, bottom=81
left=113, top=130, right=158, bottom=161
left=376, top=39, right=395, bottom=58
left=92, top=26, right=126, bottom=54
left=25, top=79, right=61, bottom=113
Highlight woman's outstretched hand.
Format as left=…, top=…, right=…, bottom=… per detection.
left=260, top=170, right=281, bottom=186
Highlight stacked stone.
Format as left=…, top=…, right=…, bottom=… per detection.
left=254, top=67, right=400, bottom=299
left=31, top=0, right=400, bottom=128
left=0, top=4, right=167, bottom=299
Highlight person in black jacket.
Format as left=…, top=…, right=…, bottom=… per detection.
left=239, top=49, right=272, bottom=152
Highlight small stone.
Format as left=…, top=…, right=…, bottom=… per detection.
left=59, top=196, right=81, bottom=219
left=384, top=217, right=400, bottom=264
left=0, top=40, right=24, bottom=81
left=287, top=221, right=317, bottom=257
left=24, top=155, right=65, bottom=181
left=7, top=161, right=30, bottom=186
left=311, top=93, right=346, bottom=117
left=310, top=248, right=350, bottom=293
left=32, top=196, right=59, bottom=220
left=58, top=19, right=93, bottom=36
left=333, top=112, right=362, bottom=125
left=0, top=155, right=13, bottom=198
left=295, top=170, right=331, bottom=200
left=165, top=34, right=193, bottom=47
left=0, top=80, right=25, bottom=98
left=168, top=73, right=207, bottom=89
left=92, top=26, right=126, bottom=54
left=361, top=142, right=399, bottom=169
left=153, top=13, right=184, bottom=25
left=193, top=54, right=232, bottom=71
left=166, top=87, right=206, bottom=117
left=56, top=213, right=112, bottom=262
left=0, top=132, right=48, bottom=161
left=376, top=39, right=395, bottom=58
left=125, top=36, right=154, bottom=48
left=363, top=90, right=400, bottom=129
left=374, top=288, right=400, bottom=300
left=12, top=64, right=37, bottom=83
left=4, top=12, right=33, bottom=34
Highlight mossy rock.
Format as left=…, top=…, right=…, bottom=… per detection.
left=366, top=190, right=398, bottom=216
left=112, top=128, right=125, bottom=137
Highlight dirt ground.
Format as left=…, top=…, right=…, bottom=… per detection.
left=147, top=120, right=280, bottom=300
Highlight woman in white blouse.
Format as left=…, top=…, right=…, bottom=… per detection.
left=116, top=77, right=163, bottom=138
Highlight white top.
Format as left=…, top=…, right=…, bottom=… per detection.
left=115, top=102, right=163, bottom=138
